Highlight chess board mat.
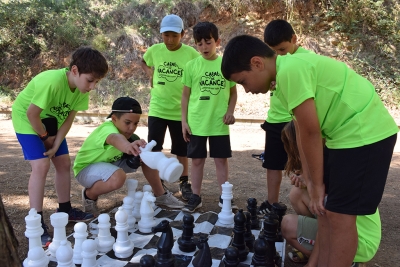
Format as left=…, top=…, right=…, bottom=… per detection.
left=46, top=207, right=286, bottom=267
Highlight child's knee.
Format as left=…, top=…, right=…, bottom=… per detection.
left=289, top=186, right=303, bottom=205
left=281, top=214, right=298, bottom=239
left=108, top=170, right=127, bottom=190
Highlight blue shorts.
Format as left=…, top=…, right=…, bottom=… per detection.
left=16, top=133, right=69, bottom=160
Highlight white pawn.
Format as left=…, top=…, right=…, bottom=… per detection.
left=140, top=140, right=183, bottom=183
left=81, top=239, right=98, bottom=267
left=132, top=191, right=143, bottom=220
left=96, top=214, right=115, bottom=253
left=23, top=208, right=49, bottom=267
left=218, top=181, right=235, bottom=225
left=73, top=222, right=88, bottom=264
left=138, top=191, right=156, bottom=233
left=56, top=240, right=75, bottom=267
left=122, top=196, right=136, bottom=230
left=49, top=212, right=70, bottom=257
left=143, top=184, right=156, bottom=210
left=126, top=179, right=138, bottom=198
left=113, top=207, right=134, bottom=258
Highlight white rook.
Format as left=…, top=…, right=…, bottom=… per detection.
left=49, top=212, right=70, bottom=257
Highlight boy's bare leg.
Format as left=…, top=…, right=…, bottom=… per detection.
left=281, top=214, right=312, bottom=258
left=305, top=232, right=319, bottom=267
left=317, top=213, right=330, bottom=266
left=52, top=154, right=72, bottom=203
left=29, top=158, right=51, bottom=211
left=289, top=187, right=314, bottom=217
left=177, top=155, right=189, bottom=177
left=266, top=169, right=282, bottom=203
left=214, top=158, right=229, bottom=194
left=85, top=169, right=126, bottom=200
left=191, top=158, right=206, bottom=195
left=141, top=163, right=164, bottom=197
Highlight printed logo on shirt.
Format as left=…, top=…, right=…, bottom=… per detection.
left=50, top=102, right=72, bottom=121
left=199, top=96, right=210, bottom=100
left=157, top=62, right=183, bottom=82
left=199, top=71, right=225, bottom=95
left=109, top=154, right=122, bottom=163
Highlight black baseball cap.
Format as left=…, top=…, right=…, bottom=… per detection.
left=107, top=97, right=142, bottom=118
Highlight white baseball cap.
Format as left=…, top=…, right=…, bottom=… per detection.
left=160, top=14, right=184, bottom=33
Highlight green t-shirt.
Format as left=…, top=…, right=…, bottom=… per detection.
left=143, top=43, right=200, bottom=121
left=274, top=53, right=398, bottom=148
left=12, top=68, right=89, bottom=134
left=267, top=47, right=313, bottom=123
left=354, top=209, right=381, bottom=262
left=73, top=120, right=140, bottom=176
left=182, top=56, right=236, bottom=136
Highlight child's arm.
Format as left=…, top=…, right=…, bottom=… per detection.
left=223, top=85, right=237, bottom=125
left=140, top=59, right=154, bottom=88
left=106, top=134, right=146, bottom=156
left=181, top=86, right=191, bottom=142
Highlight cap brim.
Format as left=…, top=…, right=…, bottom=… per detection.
left=106, top=112, right=113, bottom=119
left=160, top=27, right=182, bottom=33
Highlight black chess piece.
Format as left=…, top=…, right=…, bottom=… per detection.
left=247, top=198, right=260, bottom=229
left=251, top=231, right=271, bottom=267
left=223, top=246, right=240, bottom=267
left=272, top=202, right=287, bottom=242
left=263, top=212, right=279, bottom=267
left=140, top=254, right=156, bottom=267
left=192, top=234, right=212, bottom=267
left=152, top=220, right=174, bottom=267
left=230, top=209, right=249, bottom=261
left=244, top=211, right=255, bottom=251
left=178, top=213, right=196, bottom=252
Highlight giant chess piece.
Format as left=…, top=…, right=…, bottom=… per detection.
left=23, top=208, right=49, bottom=267
left=272, top=202, right=287, bottom=242
left=244, top=211, right=255, bottom=251
left=139, top=140, right=183, bottom=183
left=49, top=212, right=70, bottom=257
left=138, top=191, right=156, bottom=233
left=177, top=213, right=196, bottom=252
left=152, top=220, right=174, bottom=267
left=81, top=239, right=98, bottom=267
left=143, top=184, right=157, bottom=210
left=251, top=231, right=274, bottom=267
left=126, top=179, right=138, bottom=199
left=73, top=222, right=88, bottom=264
left=96, top=213, right=115, bottom=253
left=56, top=240, right=75, bottom=267
left=122, top=196, right=136, bottom=230
left=263, top=212, right=279, bottom=266
left=230, top=209, right=249, bottom=261
left=247, top=198, right=260, bottom=229
left=218, top=181, right=235, bottom=225
left=113, top=207, right=134, bottom=258
left=192, top=234, right=212, bottom=267
left=223, top=246, right=240, bottom=267
left=140, top=254, right=156, bottom=267
left=133, top=191, right=144, bottom=220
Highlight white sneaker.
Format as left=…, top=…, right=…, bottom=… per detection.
left=81, top=188, right=98, bottom=214
left=155, top=191, right=185, bottom=209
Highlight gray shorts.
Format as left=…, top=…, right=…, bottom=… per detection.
left=297, top=215, right=318, bottom=251
left=76, top=159, right=137, bottom=188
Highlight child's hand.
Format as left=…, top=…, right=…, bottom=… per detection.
left=128, top=139, right=147, bottom=156
left=182, top=122, right=191, bottom=142
left=307, top=183, right=326, bottom=216
left=43, top=147, right=57, bottom=158
left=290, top=173, right=307, bottom=189
left=43, top=136, right=56, bottom=151
left=223, top=112, right=235, bottom=125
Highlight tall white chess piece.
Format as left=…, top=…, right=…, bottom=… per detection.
left=113, top=207, right=134, bottom=258
left=218, top=182, right=235, bottom=225
left=49, top=212, right=70, bottom=257
left=138, top=191, right=156, bottom=233
left=126, top=179, right=138, bottom=199
left=140, top=140, right=183, bottom=183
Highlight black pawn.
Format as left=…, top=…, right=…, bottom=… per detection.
left=272, top=202, right=287, bottom=242
left=244, top=211, right=255, bottom=251
left=192, top=234, right=212, bottom=267
left=178, top=213, right=196, bottom=252
left=247, top=198, right=260, bottom=229
left=223, top=246, right=240, bottom=267
left=251, top=231, right=271, bottom=267
left=140, top=254, right=156, bottom=267
left=230, top=209, right=249, bottom=261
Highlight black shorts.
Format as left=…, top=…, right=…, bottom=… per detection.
left=262, top=121, right=289, bottom=170
left=187, top=135, right=232, bottom=158
left=324, top=134, right=397, bottom=215
left=147, top=116, right=187, bottom=157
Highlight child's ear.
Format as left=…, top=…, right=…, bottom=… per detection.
left=70, top=65, right=79, bottom=75
left=250, top=56, right=264, bottom=70
left=216, top=38, right=221, bottom=46
left=291, top=34, right=297, bottom=44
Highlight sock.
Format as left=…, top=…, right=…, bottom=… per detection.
left=83, top=189, right=97, bottom=201
left=179, top=176, right=189, bottom=183
left=37, top=211, right=45, bottom=226
left=58, top=201, right=72, bottom=213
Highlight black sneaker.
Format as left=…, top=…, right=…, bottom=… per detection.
left=179, top=179, right=193, bottom=200
left=257, top=200, right=272, bottom=215
left=218, top=195, right=238, bottom=209
left=182, top=194, right=202, bottom=213
left=57, top=207, right=94, bottom=222
left=41, top=222, right=52, bottom=248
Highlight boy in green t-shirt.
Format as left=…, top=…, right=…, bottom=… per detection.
left=257, top=19, right=314, bottom=215
left=140, top=14, right=200, bottom=201
left=12, top=47, right=109, bottom=247
left=181, top=22, right=237, bottom=212
left=221, top=35, right=398, bottom=266
left=74, top=97, right=185, bottom=214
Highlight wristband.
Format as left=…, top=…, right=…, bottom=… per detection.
left=39, top=131, right=49, bottom=141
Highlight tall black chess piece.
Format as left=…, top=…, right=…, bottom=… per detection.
left=178, top=213, right=196, bottom=252
left=192, top=234, right=212, bottom=267
left=272, top=202, right=287, bottom=242
left=263, top=212, right=279, bottom=267
left=230, top=209, right=249, bottom=261
left=244, top=211, right=255, bottom=251
left=251, top=231, right=270, bottom=267
left=223, top=246, right=240, bottom=267
left=140, top=254, right=156, bottom=267
left=152, top=220, right=174, bottom=267
left=247, top=198, right=260, bottom=230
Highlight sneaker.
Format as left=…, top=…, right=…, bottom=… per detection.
left=57, top=207, right=94, bottom=222
left=41, top=222, right=52, bottom=248
left=179, top=180, right=193, bottom=200
left=351, top=263, right=359, bottom=267
left=257, top=200, right=272, bottom=215
left=182, top=194, right=202, bottom=213
left=82, top=188, right=98, bottom=214
left=218, top=195, right=238, bottom=209
left=155, top=191, right=185, bottom=209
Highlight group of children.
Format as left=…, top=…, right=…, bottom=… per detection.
left=11, top=12, right=397, bottom=267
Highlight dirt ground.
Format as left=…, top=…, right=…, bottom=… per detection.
left=1, top=118, right=399, bottom=266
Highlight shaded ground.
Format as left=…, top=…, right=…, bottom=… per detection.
left=0, top=118, right=399, bottom=266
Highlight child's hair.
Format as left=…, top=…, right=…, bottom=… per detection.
left=69, top=47, right=109, bottom=79
left=221, top=35, right=275, bottom=80
left=264, top=19, right=295, bottom=47
left=193, top=22, right=219, bottom=43
left=281, top=120, right=302, bottom=175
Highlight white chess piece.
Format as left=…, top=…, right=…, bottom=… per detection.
left=126, top=179, right=138, bottom=198
left=143, top=184, right=156, bottom=210
left=132, top=191, right=143, bottom=220
left=23, top=208, right=49, bottom=267
left=73, top=222, right=88, bottom=264
left=218, top=181, right=235, bottom=225
left=113, top=207, right=134, bottom=258
left=139, top=140, right=183, bottom=183
left=122, top=196, right=136, bottom=230
left=56, top=240, right=75, bottom=267
left=96, top=214, right=115, bottom=253
left=81, top=239, right=98, bottom=267
left=138, top=191, right=156, bottom=233
left=49, top=212, right=70, bottom=257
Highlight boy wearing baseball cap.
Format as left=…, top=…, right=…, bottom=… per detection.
left=140, top=14, right=200, bottom=201
left=73, top=97, right=185, bottom=213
